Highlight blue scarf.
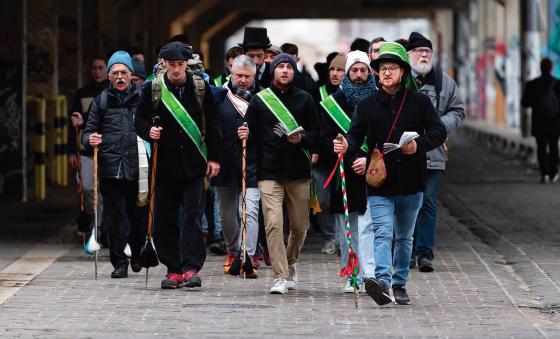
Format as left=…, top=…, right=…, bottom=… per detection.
left=340, top=75, right=377, bottom=108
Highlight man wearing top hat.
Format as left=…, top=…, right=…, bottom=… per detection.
left=239, top=26, right=273, bottom=88
left=135, top=41, right=222, bottom=290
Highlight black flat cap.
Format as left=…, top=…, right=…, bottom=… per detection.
left=159, top=41, right=193, bottom=61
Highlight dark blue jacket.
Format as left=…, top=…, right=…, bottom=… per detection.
left=82, top=83, right=141, bottom=180
left=212, top=89, right=258, bottom=188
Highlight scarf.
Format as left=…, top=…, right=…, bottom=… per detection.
left=340, top=75, right=377, bottom=108
left=226, top=80, right=255, bottom=102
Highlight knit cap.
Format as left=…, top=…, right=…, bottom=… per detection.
left=107, top=51, right=133, bottom=74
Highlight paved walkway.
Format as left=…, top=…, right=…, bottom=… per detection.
left=1, top=130, right=560, bottom=337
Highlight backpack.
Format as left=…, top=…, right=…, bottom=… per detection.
left=537, top=79, right=559, bottom=119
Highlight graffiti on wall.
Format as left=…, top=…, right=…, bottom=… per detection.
left=0, top=61, right=23, bottom=199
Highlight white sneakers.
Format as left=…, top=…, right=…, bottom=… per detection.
left=270, top=278, right=288, bottom=294
left=287, top=264, right=297, bottom=290
left=342, top=280, right=365, bottom=293
left=270, top=264, right=298, bottom=294
left=343, top=280, right=355, bottom=293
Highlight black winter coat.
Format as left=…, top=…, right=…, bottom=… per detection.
left=211, top=86, right=258, bottom=188
left=82, top=83, right=141, bottom=180
left=135, top=73, right=222, bottom=180
left=246, top=85, right=319, bottom=181
left=319, top=91, right=367, bottom=214
left=521, top=74, right=560, bottom=136
left=346, top=87, right=447, bottom=196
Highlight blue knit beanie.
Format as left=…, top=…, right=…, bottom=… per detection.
left=107, top=51, right=134, bottom=74
left=270, top=53, right=297, bottom=75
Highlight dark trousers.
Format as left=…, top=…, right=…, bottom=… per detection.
left=153, top=175, right=206, bottom=274
left=99, top=178, right=145, bottom=269
left=536, top=133, right=559, bottom=178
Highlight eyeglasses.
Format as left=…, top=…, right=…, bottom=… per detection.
left=412, top=48, right=432, bottom=55
left=379, top=66, right=401, bottom=74
left=110, top=70, right=130, bottom=76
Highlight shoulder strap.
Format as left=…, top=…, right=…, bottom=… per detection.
left=434, top=65, right=443, bottom=113
left=191, top=73, right=206, bottom=110
left=386, top=90, right=408, bottom=143
left=191, top=72, right=206, bottom=139
left=151, top=75, right=162, bottom=110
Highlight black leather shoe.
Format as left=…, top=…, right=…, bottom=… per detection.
left=364, top=277, right=392, bottom=305
left=130, top=261, right=142, bottom=273
left=392, top=285, right=411, bottom=305
left=418, top=257, right=434, bottom=272
left=111, top=266, right=128, bottom=278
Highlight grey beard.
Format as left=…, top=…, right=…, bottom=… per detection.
left=413, top=62, right=432, bottom=76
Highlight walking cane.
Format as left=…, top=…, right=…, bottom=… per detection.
left=93, top=146, right=99, bottom=280
left=327, top=135, right=360, bottom=308
left=75, top=126, right=87, bottom=246
left=139, top=116, right=161, bottom=289
left=241, top=123, right=248, bottom=289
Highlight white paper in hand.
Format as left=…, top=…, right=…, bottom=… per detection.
left=272, top=123, right=304, bottom=137
left=383, top=131, right=420, bottom=154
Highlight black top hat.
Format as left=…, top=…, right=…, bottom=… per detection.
left=238, top=27, right=271, bottom=50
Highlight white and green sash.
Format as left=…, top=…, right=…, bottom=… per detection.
left=161, top=79, right=208, bottom=162
left=320, top=95, right=368, bottom=153
left=257, top=88, right=310, bottom=161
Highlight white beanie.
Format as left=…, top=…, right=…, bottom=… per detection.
left=345, top=50, right=372, bottom=74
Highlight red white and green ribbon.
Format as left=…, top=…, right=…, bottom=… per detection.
left=335, top=154, right=360, bottom=289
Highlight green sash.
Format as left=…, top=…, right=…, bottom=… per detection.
left=319, top=85, right=328, bottom=101
left=214, top=74, right=231, bottom=87
left=214, top=75, right=223, bottom=87
left=161, top=78, right=208, bottom=162
left=320, top=95, right=368, bottom=153
left=257, top=88, right=311, bottom=161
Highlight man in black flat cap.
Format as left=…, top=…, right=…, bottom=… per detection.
left=239, top=27, right=273, bottom=87
left=135, top=41, right=222, bottom=290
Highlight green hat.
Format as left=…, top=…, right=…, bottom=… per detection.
left=371, top=42, right=418, bottom=91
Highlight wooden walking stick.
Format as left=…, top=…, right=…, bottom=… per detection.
left=139, top=116, right=161, bottom=289
left=75, top=126, right=87, bottom=246
left=241, top=123, right=248, bottom=289
left=93, top=146, right=100, bottom=280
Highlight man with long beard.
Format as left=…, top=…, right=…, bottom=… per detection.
left=406, top=32, right=465, bottom=273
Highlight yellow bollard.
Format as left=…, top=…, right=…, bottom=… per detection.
left=47, top=95, right=69, bottom=186
left=26, top=96, right=47, bottom=200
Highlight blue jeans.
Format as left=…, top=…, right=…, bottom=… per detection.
left=413, top=170, right=443, bottom=260
left=357, top=205, right=375, bottom=279
left=368, top=193, right=423, bottom=287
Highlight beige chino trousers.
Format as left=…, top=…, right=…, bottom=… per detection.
left=258, top=179, right=310, bottom=279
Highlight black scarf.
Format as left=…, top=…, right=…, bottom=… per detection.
left=227, top=80, right=259, bottom=101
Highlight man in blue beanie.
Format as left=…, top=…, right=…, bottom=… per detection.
left=244, top=53, right=319, bottom=294
left=82, top=51, right=145, bottom=278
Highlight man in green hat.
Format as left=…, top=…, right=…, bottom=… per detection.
left=333, top=42, right=446, bottom=306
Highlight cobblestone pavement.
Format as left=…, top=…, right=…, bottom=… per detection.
left=1, top=131, right=560, bottom=337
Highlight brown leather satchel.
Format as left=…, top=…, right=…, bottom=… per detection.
left=366, top=147, right=386, bottom=187
left=365, top=90, right=408, bottom=188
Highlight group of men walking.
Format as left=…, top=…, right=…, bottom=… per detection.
left=68, top=26, right=465, bottom=305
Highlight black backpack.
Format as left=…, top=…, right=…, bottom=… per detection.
left=537, top=79, right=559, bottom=119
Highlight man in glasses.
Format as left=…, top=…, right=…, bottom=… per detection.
left=407, top=32, right=465, bottom=273
left=82, top=51, right=144, bottom=278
